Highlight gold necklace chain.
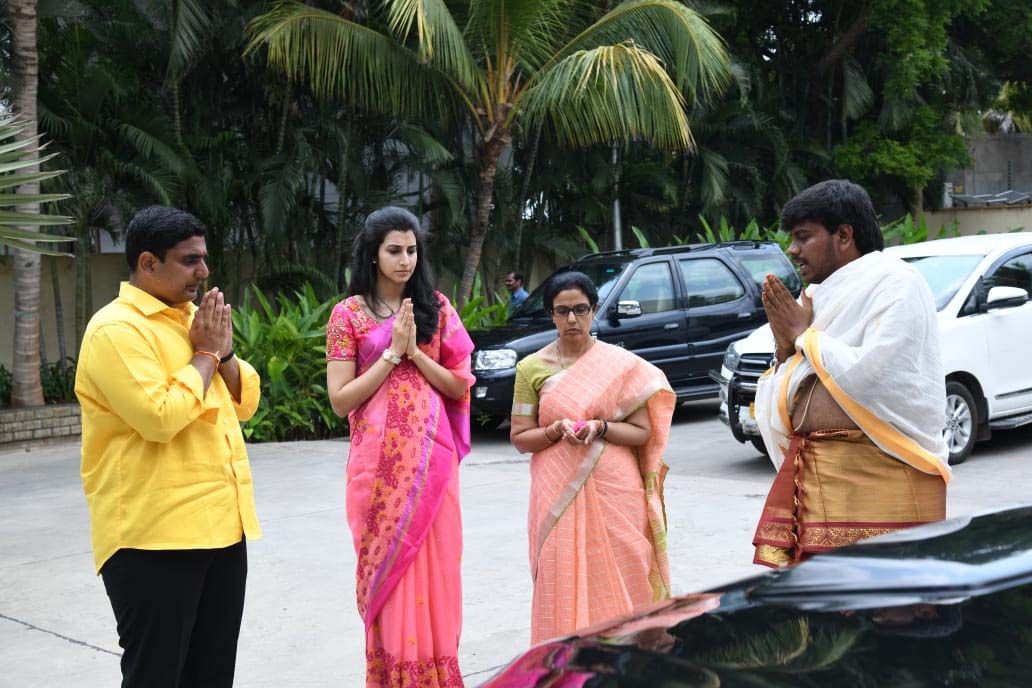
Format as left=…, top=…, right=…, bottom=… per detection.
left=557, top=338, right=593, bottom=370
left=370, top=295, right=400, bottom=321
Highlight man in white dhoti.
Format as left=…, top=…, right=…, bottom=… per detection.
left=751, top=179, right=949, bottom=568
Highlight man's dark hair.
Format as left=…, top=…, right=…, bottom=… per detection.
left=544, top=271, right=599, bottom=312
left=781, top=179, right=884, bottom=254
left=125, top=206, right=207, bottom=272
left=510, top=272, right=525, bottom=283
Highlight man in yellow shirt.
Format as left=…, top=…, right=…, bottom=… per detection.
left=75, top=206, right=262, bottom=688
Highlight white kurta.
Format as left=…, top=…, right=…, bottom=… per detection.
left=754, top=251, right=951, bottom=480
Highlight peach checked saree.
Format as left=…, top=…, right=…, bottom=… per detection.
left=515, top=341, right=675, bottom=644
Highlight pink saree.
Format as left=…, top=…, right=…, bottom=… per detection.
left=326, top=293, right=474, bottom=687
left=528, top=342, right=675, bottom=645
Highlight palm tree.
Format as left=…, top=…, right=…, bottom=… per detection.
left=6, top=0, right=71, bottom=408
left=246, top=0, right=731, bottom=302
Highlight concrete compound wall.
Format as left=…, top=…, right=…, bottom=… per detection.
left=0, top=252, right=125, bottom=369
left=948, top=134, right=1032, bottom=196
left=924, top=206, right=1032, bottom=238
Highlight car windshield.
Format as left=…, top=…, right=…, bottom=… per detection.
left=737, top=250, right=802, bottom=294
left=512, top=262, right=627, bottom=319
left=902, top=255, right=983, bottom=310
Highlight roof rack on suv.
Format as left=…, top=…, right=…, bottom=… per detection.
left=579, top=240, right=778, bottom=261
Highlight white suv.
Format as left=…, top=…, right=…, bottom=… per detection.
left=714, top=232, right=1032, bottom=464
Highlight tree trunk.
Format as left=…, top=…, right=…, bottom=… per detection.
left=513, top=120, right=543, bottom=266
left=10, top=0, right=44, bottom=407
left=335, top=127, right=352, bottom=291
left=170, top=80, right=185, bottom=149
left=611, top=144, right=623, bottom=251
left=49, top=257, right=67, bottom=367
left=816, top=6, right=871, bottom=74
left=74, top=223, right=90, bottom=348
left=457, top=135, right=507, bottom=305
left=908, top=185, right=925, bottom=219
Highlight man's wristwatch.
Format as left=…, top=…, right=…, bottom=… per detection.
left=382, top=349, right=402, bottom=365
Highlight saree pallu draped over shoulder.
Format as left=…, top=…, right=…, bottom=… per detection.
left=327, top=294, right=474, bottom=688
left=528, top=341, right=675, bottom=645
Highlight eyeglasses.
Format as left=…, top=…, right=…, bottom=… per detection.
left=550, top=304, right=592, bottom=317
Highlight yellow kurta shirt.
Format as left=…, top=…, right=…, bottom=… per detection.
left=76, top=282, right=263, bottom=573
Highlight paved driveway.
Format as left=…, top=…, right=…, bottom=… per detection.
left=3, top=401, right=1030, bottom=686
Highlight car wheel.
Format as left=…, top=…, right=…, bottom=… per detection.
left=944, top=381, right=977, bottom=465
left=750, top=437, right=769, bottom=457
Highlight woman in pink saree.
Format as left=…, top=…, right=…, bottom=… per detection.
left=510, top=272, right=676, bottom=644
left=326, top=207, right=474, bottom=687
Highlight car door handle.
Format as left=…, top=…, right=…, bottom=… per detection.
left=738, top=312, right=753, bottom=319
left=664, top=323, right=680, bottom=330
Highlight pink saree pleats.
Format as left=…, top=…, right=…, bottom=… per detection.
left=332, top=294, right=474, bottom=687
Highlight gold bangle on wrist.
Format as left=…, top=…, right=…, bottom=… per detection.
left=543, top=423, right=558, bottom=443
left=194, top=350, right=221, bottom=367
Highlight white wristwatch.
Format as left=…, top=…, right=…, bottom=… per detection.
left=382, top=349, right=402, bottom=365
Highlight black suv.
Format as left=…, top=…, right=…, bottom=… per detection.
left=470, top=241, right=800, bottom=417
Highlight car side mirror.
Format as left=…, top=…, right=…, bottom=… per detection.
left=986, top=285, right=1029, bottom=310
left=615, top=300, right=643, bottom=318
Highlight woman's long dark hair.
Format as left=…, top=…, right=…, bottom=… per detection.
left=347, top=206, right=441, bottom=342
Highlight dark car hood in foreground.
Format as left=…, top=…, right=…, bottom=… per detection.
left=482, top=505, right=1032, bottom=687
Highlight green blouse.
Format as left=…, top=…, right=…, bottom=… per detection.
left=511, top=353, right=562, bottom=418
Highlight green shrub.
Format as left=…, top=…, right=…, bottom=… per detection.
left=41, top=359, right=77, bottom=404
left=459, top=296, right=509, bottom=331
left=452, top=272, right=510, bottom=331
left=882, top=213, right=961, bottom=245
left=0, top=361, right=77, bottom=409
left=232, top=284, right=345, bottom=442
left=0, top=365, right=11, bottom=409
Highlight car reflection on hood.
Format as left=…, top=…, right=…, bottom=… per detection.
left=481, top=504, right=1032, bottom=687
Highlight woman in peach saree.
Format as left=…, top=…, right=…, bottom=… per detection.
left=326, top=208, right=474, bottom=687
left=510, top=272, right=676, bottom=644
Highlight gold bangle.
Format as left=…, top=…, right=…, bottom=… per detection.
left=194, top=350, right=221, bottom=367
left=543, top=423, right=558, bottom=443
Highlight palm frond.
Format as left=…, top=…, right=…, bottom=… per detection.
left=0, top=193, right=71, bottom=209
left=101, top=153, right=176, bottom=206
left=842, top=57, right=874, bottom=121
left=0, top=117, right=72, bottom=254
left=118, top=123, right=192, bottom=175
left=259, top=153, right=305, bottom=234
left=383, top=0, right=480, bottom=90
left=245, top=2, right=448, bottom=121
left=551, top=0, right=732, bottom=104
left=697, top=147, right=729, bottom=210
left=390, top=124, right=455, bottom=166
left=520, top=43, right=692, bottom=150
left=167, top=0, right=213, bottom=78
left=466, top=0, right=585, bottom=72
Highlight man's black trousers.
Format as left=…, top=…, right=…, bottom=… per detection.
left=100, top=540, right=247, bottom=688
